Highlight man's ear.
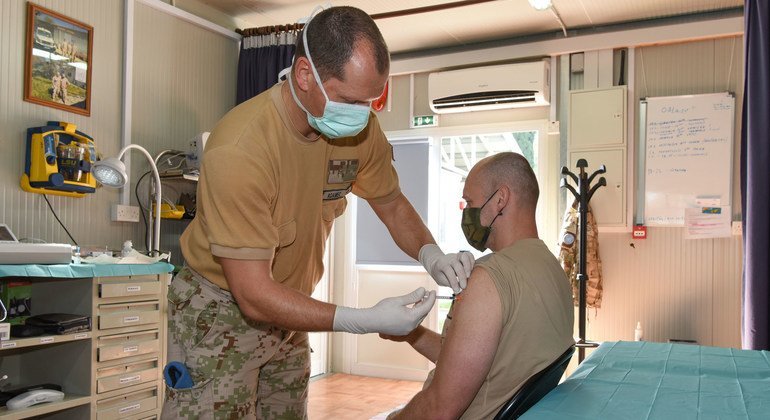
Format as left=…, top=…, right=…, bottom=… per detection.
left=293, top=57, right=314, bottom=92
left=497, top=186, right=511, bottom=212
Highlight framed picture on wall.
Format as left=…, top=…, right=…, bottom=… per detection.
left=24, top=2, right=93, bottom=116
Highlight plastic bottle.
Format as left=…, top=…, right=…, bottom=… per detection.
left=122, top=240, right=134, bottom=257
left=634, top=321, right=644, bottom=341
left=71, top=245, right=81, bottom=264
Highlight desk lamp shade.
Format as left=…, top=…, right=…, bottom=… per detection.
left=91, top=144, right=161, bottom=255
left=93, top=157, right=128, bottom=187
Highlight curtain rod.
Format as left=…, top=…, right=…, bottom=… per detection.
left=237, top=0, right=498, bottom=37
left=237, top=23, right=303, bottom=37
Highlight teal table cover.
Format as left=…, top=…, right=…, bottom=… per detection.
left=0, top=262, right=174, bottom=278
left=522, top=340, right=770, bottom=419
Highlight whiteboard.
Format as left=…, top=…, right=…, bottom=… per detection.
left=639, top=93, right=734, bottom=226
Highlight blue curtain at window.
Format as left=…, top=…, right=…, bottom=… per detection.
left=236, top=31, right=296, bottom=105
left=741, top=0, right=770, bottom=350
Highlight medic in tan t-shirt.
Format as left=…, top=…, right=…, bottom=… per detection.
left=163, top=7, right=474, bottom=419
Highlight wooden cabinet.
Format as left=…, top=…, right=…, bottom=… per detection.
left=91, top=272, right=168, bottom=420
left=569, top=87, right=627, bottom=149
left=0, top=264, right=171, bottom=420
left=568, top=86, right=630, bottom=229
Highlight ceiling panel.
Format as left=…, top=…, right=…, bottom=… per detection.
left=558, top=0, right=742, bottom=27
left=200, top=0, right=743, bottom=54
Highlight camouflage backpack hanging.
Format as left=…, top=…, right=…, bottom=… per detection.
left=558, top=199, right=603, bottom=308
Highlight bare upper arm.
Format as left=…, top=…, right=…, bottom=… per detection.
left=368, top=192, right=407, bottom=225
left=426, top=266, right=503, bottom=416
left=220, top=257, right=272, bottom=290
left=219, top=257, right=273, bottom=318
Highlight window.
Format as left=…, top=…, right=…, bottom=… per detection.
left=431, top=122, right=556, bottom=331
left=355, top=140, right=429, bottom=265
left=437, top=130, right=538, bottom=259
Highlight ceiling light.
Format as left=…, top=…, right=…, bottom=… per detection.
left=528, top=0, right=552, bottom=11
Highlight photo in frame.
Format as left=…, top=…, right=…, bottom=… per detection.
left=24, top=2, right=93, bottom=116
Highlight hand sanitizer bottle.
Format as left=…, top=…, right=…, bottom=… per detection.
left=634, top=321, right=644, bottom=341
left=122, top=240, right=134, bottom=257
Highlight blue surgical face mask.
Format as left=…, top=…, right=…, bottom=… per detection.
left=288, top=17, right=371, bottom=139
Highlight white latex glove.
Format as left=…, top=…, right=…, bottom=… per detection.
left=333, top=287, right=436, bottom=335
left=418, top=244, right=475, bottom=294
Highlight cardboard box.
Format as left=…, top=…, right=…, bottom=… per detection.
left=0, top=280, right=32, bottom=325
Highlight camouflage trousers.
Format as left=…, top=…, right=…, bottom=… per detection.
left=162, top=266, right=310, bottom=420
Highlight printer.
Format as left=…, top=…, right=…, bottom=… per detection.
left=0, top=224, right=72, bottom=265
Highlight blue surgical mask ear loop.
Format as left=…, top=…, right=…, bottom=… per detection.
left=286, top=10, right=327, bottom=118
left=282, top=4, right=321, bottom=113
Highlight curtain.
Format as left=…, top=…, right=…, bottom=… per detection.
left=236, top=31, right=297, bottom=105
left=741, top=0, right=770, bottom=350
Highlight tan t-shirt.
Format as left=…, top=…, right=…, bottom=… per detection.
left=427, top=239, right=574, bottom=419
left=180, top=82, right=400, bottom=294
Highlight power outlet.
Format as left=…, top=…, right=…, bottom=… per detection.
left=111, top=204, right=141, bottom=223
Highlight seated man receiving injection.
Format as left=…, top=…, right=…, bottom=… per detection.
left=383, top=152, right=575, bottom=419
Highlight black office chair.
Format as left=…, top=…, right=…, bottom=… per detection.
left=493, top=345, right=576, bottom=420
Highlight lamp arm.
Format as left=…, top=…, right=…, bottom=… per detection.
left=154, top=149, right=186, bottom=166
left=118, top=144, right=161, bottom=255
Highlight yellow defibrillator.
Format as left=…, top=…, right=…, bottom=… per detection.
left=21, top=121, right=97, bottom=198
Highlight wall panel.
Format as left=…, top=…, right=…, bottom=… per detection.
left=0, top=0, right=237, bottom=263
left=132, top=1, right=238, bottom=263
left=587, top=37, right=744, bottom=348
left=0, top=0, right=131, bottom=250
left=352, top=268, right=434, bottom=381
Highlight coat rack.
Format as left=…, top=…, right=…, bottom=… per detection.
left=561, top=159, right=606, bottom=363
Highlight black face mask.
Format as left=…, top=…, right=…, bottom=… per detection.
left=461, top=189, right=501, bottom=252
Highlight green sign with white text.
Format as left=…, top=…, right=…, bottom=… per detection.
left=412, top=115, right=438, bottom=127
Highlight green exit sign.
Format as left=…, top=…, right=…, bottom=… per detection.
left=412, top=115, right=438, bottom=127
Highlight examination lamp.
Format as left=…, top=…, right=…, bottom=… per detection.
left=528, top=0, right=552, bottom=11
left=93, top=144, right=161, bottom=256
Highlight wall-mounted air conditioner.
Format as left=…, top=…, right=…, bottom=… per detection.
left=428, top=59, right=550, bottom=114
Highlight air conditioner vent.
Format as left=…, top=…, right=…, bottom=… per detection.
left=431, top=90, right=539, bottom=110
left=428, top=60, right=550, bottom=114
